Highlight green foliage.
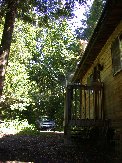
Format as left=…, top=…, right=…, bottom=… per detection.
left=28, top=19, right=80, bottom=126
left=0, top=19, right=39, bottom=120
left=17, top=126, right=41, bottom=136
left=0, top=0, right=87, bottom=26
left=0, top=119, right=35, bottom=134
left=75, top=0, right=106, bottom=40
left=0, top=0, right=84, bottom=129
left=0, top=15, right=80, bottom=129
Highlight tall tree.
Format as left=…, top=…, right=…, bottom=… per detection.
left=0, top=0, right=89, bottom=127
left=75, top=0, right=106, bottom=41
left=0, top=0, right=19, bottom=95
left=0, top=15, right=80, bottom=127
left=0, top=0, right=87, bottom=97
left=27, top=19, right=80, bottom=126
left=0, top=19, right=39, bottom=120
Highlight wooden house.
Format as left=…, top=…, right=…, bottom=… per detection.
left=64, top=0, right=122, bottom=153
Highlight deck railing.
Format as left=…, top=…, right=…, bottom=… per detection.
left=64, top=82, right=105, bottom=135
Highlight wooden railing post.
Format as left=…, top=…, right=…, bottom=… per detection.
left=93, top=82, right=103, bottom=120
left=94, top=89, right=99, bottom=120
left=64, top=85, right=72, bottom=136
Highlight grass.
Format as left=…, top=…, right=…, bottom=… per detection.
left=0, top=119, right=38, bottom=135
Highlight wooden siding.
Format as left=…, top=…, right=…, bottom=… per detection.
left=81, top=21, right=122, bottom=122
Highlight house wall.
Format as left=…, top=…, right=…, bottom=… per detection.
left=81, top=21, right=122, bottom=124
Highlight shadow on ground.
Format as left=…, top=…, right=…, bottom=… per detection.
left=0, top=131, right=121, bottom=163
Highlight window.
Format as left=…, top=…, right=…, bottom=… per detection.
left=111, top=33, right=122, bottom=75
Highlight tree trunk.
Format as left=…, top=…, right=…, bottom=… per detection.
left=0, top=0, right=18, bottom=96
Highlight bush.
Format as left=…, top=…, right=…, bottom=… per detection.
left=0, top=119, right=39, bottom=135
left=17, top=126, right=40, bottom=135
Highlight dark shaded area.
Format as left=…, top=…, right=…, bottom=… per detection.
left=0, top=132, right=121, bottom=163
left=72, top=0, right=122, bottom=82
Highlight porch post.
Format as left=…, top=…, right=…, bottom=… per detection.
left=120, top=129, right=122, bottom=160
left=64, top=85, right=72, bottom=136
left=94, top=88, right=99, bottom=120
left=94, top=83, right=102, bottom=120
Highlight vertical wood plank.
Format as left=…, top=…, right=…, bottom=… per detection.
left=74, top=87, right=77, bottom=122
left=80, top=88, right=82, bottom=119
left=89, top=89, right=91, bottom=119
left=84, top=88, right=86, bottom=119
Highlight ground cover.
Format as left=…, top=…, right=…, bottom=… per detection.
left=0, top=131, right=121, bottom=163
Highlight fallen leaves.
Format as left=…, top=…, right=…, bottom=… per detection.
left=0, top=132, right=120, bottom=163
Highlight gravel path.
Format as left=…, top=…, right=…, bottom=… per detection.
left=0, top=132, right=121, bottom=163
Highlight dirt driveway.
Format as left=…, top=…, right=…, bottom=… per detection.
left=0, top=131, right=121, bottom=163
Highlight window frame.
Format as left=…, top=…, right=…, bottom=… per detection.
left=111, top=33, right=122, bottom=75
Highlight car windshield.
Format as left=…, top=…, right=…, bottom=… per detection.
left=40, top=116, right=51, bottom=122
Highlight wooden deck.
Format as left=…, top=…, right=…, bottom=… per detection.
left=64, top=83, right=110, bottom=141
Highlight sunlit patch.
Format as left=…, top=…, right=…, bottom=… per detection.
left=0, top=120, right=34, bottom=138
left=0, top=162, right=33, bottom=163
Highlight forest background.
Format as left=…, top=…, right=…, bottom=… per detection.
left=0, top=0, right=105, bottom=130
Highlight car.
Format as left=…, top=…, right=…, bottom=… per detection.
left=36, top=116, right=55, bottom=131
